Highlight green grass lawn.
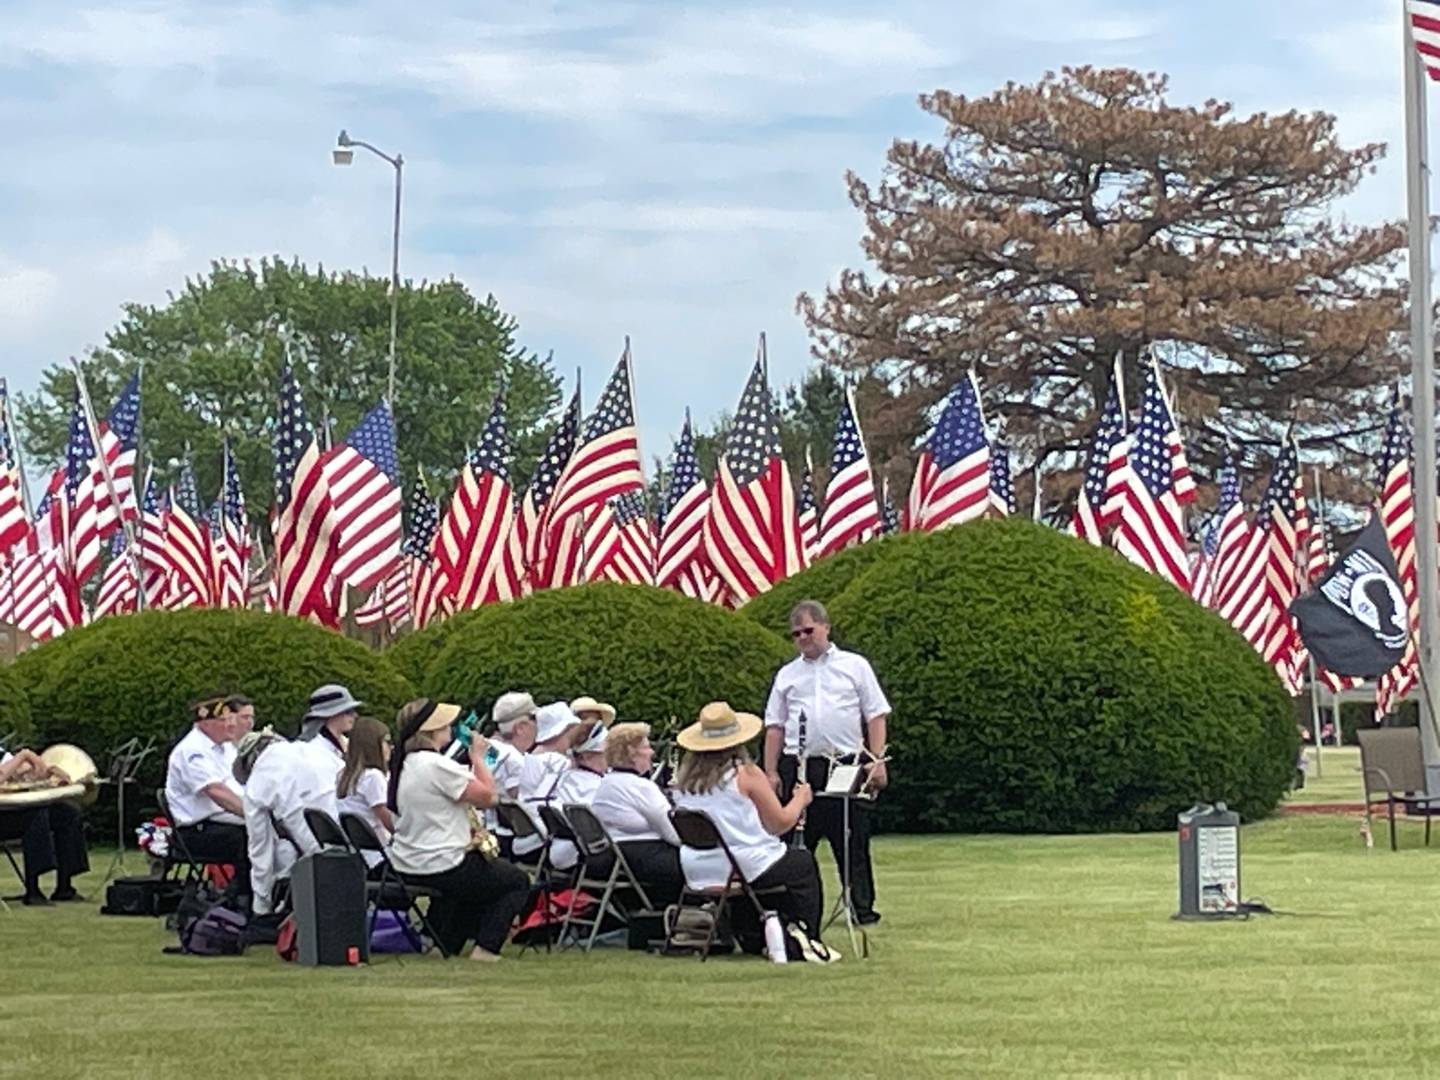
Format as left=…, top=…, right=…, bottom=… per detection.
left=1287, top=745, right=1366, bottom=805
left=5, top=814, right=1440, bottom=1080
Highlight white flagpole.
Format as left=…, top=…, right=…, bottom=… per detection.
left=0, top=377, right=34, bottom=518
left=1308, top=466, right=1326, bottom=776
left=1404, top=12, right=1440, bottom=791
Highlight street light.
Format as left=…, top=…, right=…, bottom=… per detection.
left=331, top=128, right=403, bottom=404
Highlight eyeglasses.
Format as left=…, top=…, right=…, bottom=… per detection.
left=790, top=626, right=817, bottom=639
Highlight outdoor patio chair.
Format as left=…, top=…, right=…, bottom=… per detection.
left=1358, top=727, right=1439, bottom=851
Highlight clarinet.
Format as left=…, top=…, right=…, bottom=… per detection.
left=791, top=709, right=808, bottom=849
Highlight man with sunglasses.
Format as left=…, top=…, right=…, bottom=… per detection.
left=763, top=599, right=890, bottom=926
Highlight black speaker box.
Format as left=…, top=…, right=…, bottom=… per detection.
left=290, top=849, right=368, bottom=965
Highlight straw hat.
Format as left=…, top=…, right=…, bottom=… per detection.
left=676, top=702, right=762, bottom=753
left=417, top=702, right=462, bottom=733
left=569, top=696, right=616, bottom=726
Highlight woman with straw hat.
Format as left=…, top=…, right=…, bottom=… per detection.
left=672, top=702, right=835, bottom=962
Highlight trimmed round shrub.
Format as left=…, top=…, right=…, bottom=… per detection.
left=740, top=535, right=901, bottom=638
left=14, top=609, right=415, bottom=776
left=0, top=662, right=34, bottom=745
left=820, top=519, right=1297, bottom=833
left=423, top=583, right=792, bottom=736
left=387, top=611, right=476, bottom=687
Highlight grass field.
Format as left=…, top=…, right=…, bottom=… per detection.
left=6, top=809, right=1440, bottom=1080
left=1287, top=745, right=1366, bottom=806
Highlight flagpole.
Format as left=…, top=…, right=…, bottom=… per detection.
left=1305, top=467, right=1326, bottom=776
left=1404, top=14, right=1440, bottom=791
left=0, top=377, right=33, bottom=518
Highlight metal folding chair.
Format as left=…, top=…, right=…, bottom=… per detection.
left=665, top=808, right=783, bottom=960
left=303, top=808, right=352, bottom=852
left=338, top=812, right=448, bottom=958
left=155, top=789, right=213, bottom=889
left=560, top=804, right=657, bottom=953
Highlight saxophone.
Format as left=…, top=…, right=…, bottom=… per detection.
left=467, top=804, right=500, bottom=860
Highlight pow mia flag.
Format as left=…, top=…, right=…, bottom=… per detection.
left=1290, top=514, right=1409, bottom=677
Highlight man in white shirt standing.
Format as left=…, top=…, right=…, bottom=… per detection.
left=763, top=599, right=890, bottom=926
left=164, top=697, right=250, bottom=901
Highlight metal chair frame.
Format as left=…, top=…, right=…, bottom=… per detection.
left=338, top=812, right=448, bottom=959
left=560, top=804, right=657, bottom=953
left=664, top=808, right=783, bottom=960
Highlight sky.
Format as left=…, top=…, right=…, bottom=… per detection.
left=0, top=0, right=1419, bottom=465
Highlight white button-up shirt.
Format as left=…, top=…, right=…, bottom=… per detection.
left=243, top=741, right=329, bottom=915
left=165, top=726, right=244, bottom=826
left=764, top=644, right=890, bottom=757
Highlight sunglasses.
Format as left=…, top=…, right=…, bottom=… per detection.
left=790, top=626, right=817, bottom=639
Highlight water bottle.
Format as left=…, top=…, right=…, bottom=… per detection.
left=763, top=911, right=788, bottom=964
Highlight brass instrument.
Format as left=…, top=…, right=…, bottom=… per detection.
left=466, top=803, right=500, bottom=860
left=0, top=744, right=100, bottom=809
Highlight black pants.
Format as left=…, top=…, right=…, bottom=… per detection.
left=0, top=804, right=89, bottom=897
left=730, top=848, right=825, bottom=952
left=402, top=851, right=531, bottom=956
left=778, top=755, right=877, bottom=917
left=174, top=821, right=251, bottom=903
left=616, top=840, right=684, bottom=906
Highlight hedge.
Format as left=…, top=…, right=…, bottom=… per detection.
left=740, top=535, right=899, bottom=638
left=0, top=662, right=33, bottom=746
left=387, top=610, right=476, bottom=687
left=423, top=583, right=792, bottom=738
left=816, top=519, right=1297, bottom=833
left=13, top=609, right=415, bottom=797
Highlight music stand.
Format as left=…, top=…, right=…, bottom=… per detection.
left=817, top=751, right=889, bottom=961
left=101, top=737, right=157, bottom=885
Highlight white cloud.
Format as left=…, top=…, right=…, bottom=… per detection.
left=0, top=260, right=62, bottom=342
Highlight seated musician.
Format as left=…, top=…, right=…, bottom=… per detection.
left=0, top=745, right=89, bottom=905
left=591, top=722, right=685, bottom=904
left=386, top=699, right=531, bottom=962
left=164, top=697, right=250, bottom=903
left=298, top=684, right=360, bottom=797
left=511, top=702, right=583, bottom=862
left=336, top=717, right=394, bottom=872
left=233, top=729, right=330, bottom=917
left=671, top=702, right=834, bottom=961
left=482, top=692, right=536, bottom=858
left=547, top=721, right=608, bottom=871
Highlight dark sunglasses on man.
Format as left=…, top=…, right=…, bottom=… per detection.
left=790, top=626, right=816, bottom=640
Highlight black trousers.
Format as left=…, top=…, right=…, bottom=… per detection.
left=174, top=821, right=251, bottom=902
left=616, top=840, right=684, bottom=906
left=778, top=755, right=877, bottom=917
left=729, top=848, right=825, bottom=952
left=402, top=851, right=531, bottom=956
left=0, top=804, right=89, bottom=897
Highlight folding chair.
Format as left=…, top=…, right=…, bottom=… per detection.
left=665, top=808, right=784, bottom=960
left=496, top=800, right=566, bottom=953
left=560, top=804, right=657, bottom=953
left=303, top=808, right=352, bottom=852
left=155, top=789, right=213, bottom=889
left=537, top=803, right=582, bottom=881
left=1358, top=728, right=1440, bottom=851
left=338, top=812, right=448, bottom=958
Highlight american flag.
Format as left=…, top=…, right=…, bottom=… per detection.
left=437, top=391, right=514, bottom=609
left=528, top=388, right=584, bottom=591
left=1189, top=512, right=1223, bottom=608
left=94, top=531, right=138, bottom=618
left=1410, top=0, right=1440, bottom=80
left=212, top=442, right=249, bottom=608
left=701, top=355, right=804, bottom=603
left=1193, top=461, right=1243, bottom=609
left=656, top=413, right=716, bottom=601
left=138, top=471, right=169, bottom=606
left=880, top=477, right=900, bottom=535
left=797, top=449, right=820, bottom=561
left=1256, top=443, right=1304, bottom=692
left=988, top=436, right=1015, bottom=517
left=92, top=373, right=142, bottom=536
left=52, top=398, right=102, bottom=629
left=1071, top=359, right=1129, bottom=545
left=1376, top=404, right=1418, bottom=718
left=909, top=374, right=991, bottom=531
left=7, top=474, right=64, bottom=641
left=164, top=461, right=212, bottom=608
left=1113, top=364, right=1190, bottom=589
left=817, top=390, right=882, bottom=558
left=404, top=472, right=450, bottom=630
left=324, top=401, right=402, bottom=594
left=0, top=380, right=27, bottom=553
left=546, top=345, right=644, bottom=529
left=272, top=365, right=339, bottom=625
left=584, top=490, right=657, bottom=585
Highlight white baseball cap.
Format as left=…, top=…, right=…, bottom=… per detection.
left=534, top=702, right=582, bottom=745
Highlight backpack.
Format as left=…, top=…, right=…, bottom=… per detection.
left=176, top=901, right=247, bottom=956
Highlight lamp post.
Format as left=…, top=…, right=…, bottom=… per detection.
left=333, top=129, right=403, bottom=406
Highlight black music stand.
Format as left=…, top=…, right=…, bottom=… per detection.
left=817, top=752, right=889, bottom=961
left=101, top=737, right=157, bottom=885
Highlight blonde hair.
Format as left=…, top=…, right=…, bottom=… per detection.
left=674, top=747, right=750, bottom=795
left=605, top=723, right=652, bottom=769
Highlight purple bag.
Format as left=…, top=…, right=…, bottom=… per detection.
left=178, top=902, right=248, bottom=956
left=369, top=910, right=421, bottom=954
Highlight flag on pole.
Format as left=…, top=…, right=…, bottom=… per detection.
left=1409, top=0, right=1440, bottom=80
left=138, top=472, right=169, bottom=606
left=909, top=374, right=991, bottom=531
left=437, top=392, right=514, bottom=609
left=212, top=442, right=249, bottom=608
left=701, top=355, right=804, bottom=603
left=584, top=491, right=657, bottom=585
left=988, top=436, right=1015, bottom=518
left=404, top=473, right=449, bottom=631
left=164, top=461, right=212, bottom=608
left=656, top=413, right=716, bottom=601
left=797, top=450, right=820, bottom=562
left=546, top=346, right=644, bottom=528
left=1113, top=364, right=1190, bottom=589
left=1376, top=403, right=1418, bottom=717
left=1256, top=443, right=1305, bottom=691
left=529, top=389, right=584, bottom=591
left=325, top=401, right=402, bottom=594
left=272, top=365, right=339, bottom=626
left=817, top=391, right=882, bottom=557
left=92, top=373, right=142, bottom=536
left=880, top=477, right=900, bottom=535
left=94, top=532, right=138, bottom=619
left=0, top=381, right=27, bottom=553
left=1070, top=358, right=1128, bottom=544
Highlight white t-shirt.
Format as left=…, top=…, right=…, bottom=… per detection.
left=339, top=767, right=390, bottom=868
left=165, top=725, right=244, bottom=826
left=593, top=769, right=681, bottom=846
left=764, top=645, right=891, bottom=757
left=548, top=766, right=604, bottom=870
left=517, top=750, right=570, bottom=804
left=389, top=752, right=473, bottom=877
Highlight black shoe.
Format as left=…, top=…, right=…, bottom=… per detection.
left=854, top=910, right=881, bottom=926
left=21, top=893, right=53, bottom=907
left=50, top=888, right=84, bottom=903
